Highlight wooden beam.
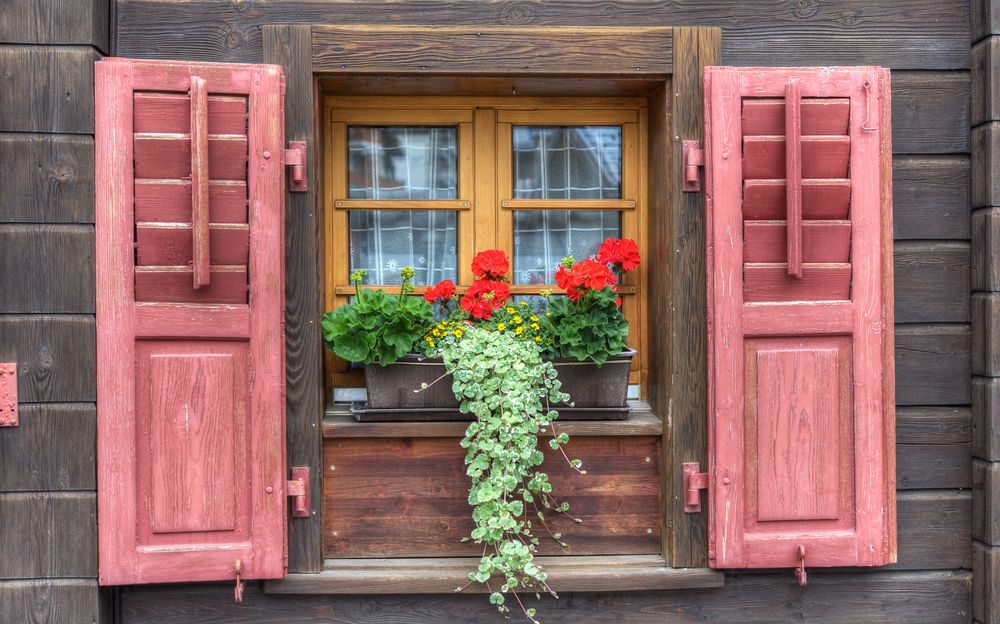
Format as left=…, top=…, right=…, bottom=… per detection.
left=894, top=242, right=970, bottom=323
left=896, top=325, right=971, bottom=406
left=0, top=404, right=96, bottom=492
left=0, top=316, right=95, bottom=402
left=0, top=225, right=95, bottom=313
left=0, top=46, right=99, bottom=134
left=0, top=492, right=96, bottom=579
left=0, top=0, right=109, bottom=52
left=976, top=377, right=1000, bottom=461
left=311, top=26, right=672, bottom=75
left=0, top=134, right=95, bottom=224
left=893, top=156, right=970, bottom=240
left=0, top=580, right=100, bottom=624
left=262, top=24, right=324, bottom=575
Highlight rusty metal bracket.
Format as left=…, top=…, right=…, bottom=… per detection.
left=682, top=140, right=705, bottom=192
left=287, top=466, right=310, bottom=518
left=682, top=462, right=709, bottom=513
left=0, top=363, right=17, bottom=427
left=284, top=141, right=307, bottom=192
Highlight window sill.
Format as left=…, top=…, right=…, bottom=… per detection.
left=323, top=400, right=662, bottom=438
left=263, top=555, right=724, bottom=595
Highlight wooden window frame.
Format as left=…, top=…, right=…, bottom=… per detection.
left=264, top=24, right=721, bottom=575
left=323, top=100, right=649, bottom=389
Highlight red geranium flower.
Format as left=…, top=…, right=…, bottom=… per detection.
left=422, top=279, right=456, bottom=303
left=596, top=238, right=641, bottom=272
left=471, top=249, right=510, bottom=280
left=555, top=259, right=616, bottom=301
left=460, top=279, right=510, bottom=320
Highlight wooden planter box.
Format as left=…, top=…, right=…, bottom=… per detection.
left=357, top=350, right=636, bottom=421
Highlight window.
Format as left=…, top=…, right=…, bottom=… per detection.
left=324, top=99, right=647, bottom=393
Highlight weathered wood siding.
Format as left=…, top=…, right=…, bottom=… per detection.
left=0, top=1, right=108, bottom=622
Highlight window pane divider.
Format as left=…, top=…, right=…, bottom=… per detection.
left=333, top=199, right=470, bottom=210
left=501, top=198, right=635, bottom=210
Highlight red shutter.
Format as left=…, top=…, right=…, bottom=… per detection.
left=704, top=67, right=896, bottom=571
left=96, top=58, right=286, bottom=585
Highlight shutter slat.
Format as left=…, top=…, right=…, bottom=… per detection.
left=706, top=66, right=895, bottom=571
left=134, top=181, right=247, bottom=224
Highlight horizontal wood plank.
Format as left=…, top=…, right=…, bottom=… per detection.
left=975, top=540, right=1000, bottom=622
left=894, top=242, right=970, bottom=323
left=974, top=37, right=1000, bottom=125
left=0, top=403, right=95, bottom=492
left=891, top=71, right=970, bottom=154
left=133, top=93, right=247, bottom=134
left=0, top=492, right=96, bottom=579
left=134, top=180, right=247, bottom=224
left=974, top=294, right=1000, bottom=376
left=266, top=555, right=723, bottom=594
left=119, top=571, right=971, bottom=623
left=974, top=123, right=1000, bottom=209
left=974, top=208, right=1000, bottom=291
left=893, top=156, right=970, bottom=240
left=0, top=225, right=94, bottom=312
left=890, top=491, right=971, bottom=570
left=895, top=325, right=970, bottom=406
left=0, top=315, right=96, bottom=402
left=896, top=443, right=970, bottom=490
left=115, top=0, right=970, bottom=70
left=975, top=377, right=1000, bottom=460
left=313, top=26, right=672, bottom=74
left=0, top=0, right=109, bottom=51
left=973, top=0, right=1000, bottom=42
left=0, top=134, right=95, bottom=224
left=0, top=46, right=99, bottom=134
left=0, top=579, right=99, bottom=624
left=897, top=406, right=970, bottom=444
left=974, top=460, right=1000, bottom=545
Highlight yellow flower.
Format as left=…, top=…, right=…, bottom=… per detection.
left=513, top=316, right=522, bottom=324
left=519, top=301, right=529, bottom=307
left=453, top=330, right=463, bottom=338
left=534, top=336, right=542, bottom=342
left=515, top=326, right=524, bottom=335
left=497, top=323, right=506, bottom=332
left=506, top=307, right=516, bottom=314
left=530, top=322, right=540, bottom=330
left=426, top=338, right=435, bottom=347
left=530, top=315, right=538, bottom=322
left=432, top=329, right=441, bottom=336
left=545, top=312, right=551, bottom=317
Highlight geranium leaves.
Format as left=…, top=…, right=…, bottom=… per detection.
left=547, top=287, right=628, bottom=365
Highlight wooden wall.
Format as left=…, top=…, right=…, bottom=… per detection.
left=0, top=1, right=109, bottom=622
left=0, top=0, right=973, bottom=622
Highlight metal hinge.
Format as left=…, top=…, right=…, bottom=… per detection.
left=286, top=467, right=310, bottom=518
left=682, top=140, right=705, bottom=193
left=682, top=462, right=709, bottom=513
left=284, top=141, right=307, bottom=192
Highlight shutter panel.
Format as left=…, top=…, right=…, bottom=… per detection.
left=704, top=67, right=895, bottom=570
left=96, top=58, right=287, bottom=585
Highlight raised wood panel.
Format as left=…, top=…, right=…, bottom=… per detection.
left=0, top=0, right=109, bottom=51
left=974, top=208, right=1000, bottom=291
left=975, top=460, right=1000, bottom=545
left=0, top=580, right=100, bottom=624
left=891, top=491, right=970, bottom=570
left=118, top=571, right=971, bottom=623
left=895, top=325, right=970, bottom=406
left=0, top=134, right=95, bottom=224
left=975, top=377, right=1000, bottom=461
left=975, top=541, right=1000, bottom=623
left=894, top=242, right=970, bottom=324
left=973, top=0, right=1000, bottom=42
left=0, top=225, right=95, bottom=312
left=890, top=71, right=970, bottom=154
left=974, top=37, right=1000, bottom=125
left=313, top=26, right=672, bottom=74
left=324, top=436, right=661, bottom=558
left=974, top=123, right=1000, bottom=209
left=974, top=294, right=1000, bottom=376
left=892, top=156, right=970, bottom=240
left=0, top=403, right=96, bottom=492
left=0, top=315, right=95, bottom=402
left=0, top=492, right=96, bottom=579
left=0, top=46, right=99, bottom=134
left=115, top=0, right=970, bottom=70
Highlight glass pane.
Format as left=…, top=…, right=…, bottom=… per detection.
left=349, top=211, right=458, bottom=285
left=512, top=210, right=621, bottom=284
left=512, top=126, right=621, bottom=199
left=348, top=126, right=458, bottom=199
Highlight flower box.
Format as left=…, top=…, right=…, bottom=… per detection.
left=357, top=350, right=635, bottom=421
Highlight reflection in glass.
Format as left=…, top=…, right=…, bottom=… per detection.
left=512, top=210, right=621, bottom=284
left=513, top=126, right=622, bottom=199
left=349, top=211, right=458, bottom=285
left=348, top=127, right=458, bottom=200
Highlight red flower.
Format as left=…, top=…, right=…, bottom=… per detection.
left=555, top=259, right=616, bottom=301
left=596, top=238, right=641, bottom=272
left=423, top=279, right=456, bottom=303
left=460, top=279, right=510, bottom=320
left=471, top=250, right=510, bottom=280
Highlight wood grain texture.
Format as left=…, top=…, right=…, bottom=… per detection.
left=896, top=407, right=970, bottom=491
left=312, top=25, right=672, bottom=74
left=974, top=208, right=1000, bottom=291
left=890, top=71, right=970, bottom=154
left=0, top=0, right=109, bottom=51
left=0, top=580, right=100, bottom=624
left=263, top=24, right=324, bottom=575
left=114, top=0, right=970, bottom=70
left=891, top=491, right=970, bottom=570
left=973, top=0, right=1000, bottom=42
left=0, top=225, right=95, bottom=312
left=974, top=294, right=1000, bottom=376
left=894, top=242, right=970, bottom=323
left=0, top=134, right=95, bottom=224
left=975, top=540, right=1000, bottom=623
left=895, top=325, right=970, bottom=406
left=0, top=46, right=99, bottom=134
left=119, top=571, right=971, bottom=623
left=975, top=377, right=1000, bottom=461
left=975, top=460, right=1000, bottom=545
left=0, top=492, right=96, bottom=579
left=892, top=156, right=970, bottom=240
left=974, top=37, right=1000, bottom=125
left=0, top=403, right=95, bottom=492
left=974, top=123, right=1000, bottom=209
left=0, top=315, right=95, bottom=402
left=324, top=436, right=661, bottom=558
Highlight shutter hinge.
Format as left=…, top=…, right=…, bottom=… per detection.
left=284, top=141, right=307, bottom=192
left=286, top=466, right=310, bottom=518
left=682, top=140, right=705, bottom=193
left=682, top=462, right=709, bottom=513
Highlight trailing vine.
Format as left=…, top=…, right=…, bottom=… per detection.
left=439, top=327, right=584, bottom=622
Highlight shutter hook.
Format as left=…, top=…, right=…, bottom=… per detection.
left=233, top=559, right=245, bottom=603
left=861, top=79, right=878, bottom=133
left=794, top=545, right=808, bottom=587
